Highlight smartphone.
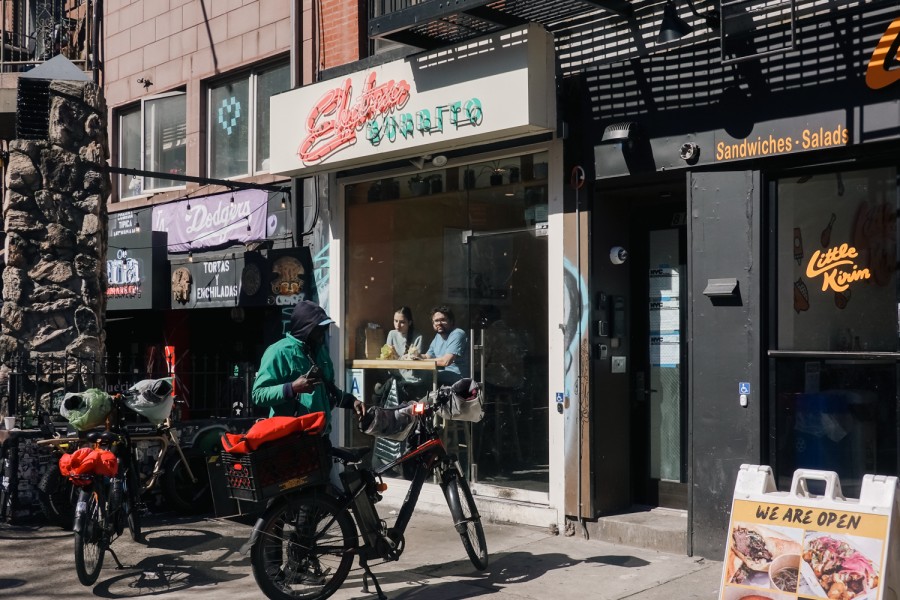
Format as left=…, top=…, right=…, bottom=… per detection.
left=305, top=365, right=322, bottom=381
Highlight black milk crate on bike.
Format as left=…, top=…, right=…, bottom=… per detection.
left=221, top=434, right=330, bottom=502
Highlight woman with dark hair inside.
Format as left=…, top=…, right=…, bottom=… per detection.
left=386, top=306, right=423, bottom=359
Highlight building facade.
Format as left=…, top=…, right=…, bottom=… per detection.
left=267, top=0, right=900, bottom=560
left=92, top=0, right=900, bottom=559
left=99, top=0, right=370, bottom=416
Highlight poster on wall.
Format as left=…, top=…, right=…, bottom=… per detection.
left=649, top=266, right=680, bottom=367
left=720, top=466, right=897, bottom=600
left=266, top=248, right=315, bottom=307
left=106, top=212, right=165, bottom=310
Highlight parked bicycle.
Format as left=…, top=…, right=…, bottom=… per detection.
left=232, top=378, right=487, bottom=600
left=36, top=382, right=225, bottom=528
left=64, top=386, right=155, bottom=585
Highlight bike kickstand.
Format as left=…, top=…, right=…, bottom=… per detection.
left=107, top=546, right=127, bottom=570
left=359, top=556, right=387, bottom=600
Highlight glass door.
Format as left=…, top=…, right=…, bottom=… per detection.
left=465, top=227, right=549, bottom=493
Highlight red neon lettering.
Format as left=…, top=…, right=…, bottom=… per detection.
left=298, top=72, right=410, bottom=164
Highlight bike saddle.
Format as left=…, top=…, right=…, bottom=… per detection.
left=85, top=430, right=120, bottom=445
left=331, top=446, right=371, bottom=464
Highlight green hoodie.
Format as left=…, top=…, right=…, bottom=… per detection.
left=251, top=300, right=337, bottom=428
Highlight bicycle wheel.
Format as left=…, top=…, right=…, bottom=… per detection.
left=441, top=469, right=488, bottom=570
left=251, top=492, right=356, bottom=600
left=37, top=466, right=76, bottom=529
left=74, top=488, right=106, bottom=586
left=162, top=450, right=213, bottom=514
left=123, top=463, right=143, bottom=542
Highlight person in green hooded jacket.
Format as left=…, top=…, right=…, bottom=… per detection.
left=252, top=300, right=362, bottom=430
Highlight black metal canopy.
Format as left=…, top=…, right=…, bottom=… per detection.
left=369, top=0, right=633, bottom=49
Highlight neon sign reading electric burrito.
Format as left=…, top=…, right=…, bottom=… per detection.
left=297, top=71, right=483, bottom=165
left=805, top=243, right=871, bottom=293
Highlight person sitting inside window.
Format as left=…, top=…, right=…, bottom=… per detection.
left=422, top=305, right=468, bottom=385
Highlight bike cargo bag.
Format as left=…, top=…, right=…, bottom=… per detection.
left=123, top=378, right=175, bottom=425
left=59, top=447, right=118, bottom=481
left=358, top=403, right=415, bottom=441
left=220, top=414, right=330, bottom=502
left=59, top=388, right=112, bottom=431
left=433, top=378, right=485, bottom=422
left=220, top=412, right=326, bottom=454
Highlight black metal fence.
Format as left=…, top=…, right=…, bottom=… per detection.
left=0, top=352, right=258, bottom=425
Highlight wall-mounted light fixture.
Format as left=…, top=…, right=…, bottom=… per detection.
left=410, top=154, right=449, bottom=169
left=599, top=122, right=639, bottom=145
left=657, top=0, right=692, bottom=43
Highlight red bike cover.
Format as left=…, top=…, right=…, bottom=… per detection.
left=221, top=412, right=326, bottom=454
left=58, top=447, right=119, bottom=479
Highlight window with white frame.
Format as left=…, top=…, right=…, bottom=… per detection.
left=117, top=92, right=187, bottom=199
left=208, top=62, right=290, bottom=179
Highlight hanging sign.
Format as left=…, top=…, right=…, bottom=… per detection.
left=152, top=189, right=268, bottom=253
left=171, top=253, right=244, bottom=309
left=720, top=465, right=898, bottom=600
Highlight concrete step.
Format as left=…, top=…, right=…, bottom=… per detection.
left=584, top=506, right=688, bottom=555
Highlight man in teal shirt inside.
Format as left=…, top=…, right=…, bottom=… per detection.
left=252, top=300, right=362, bottom=430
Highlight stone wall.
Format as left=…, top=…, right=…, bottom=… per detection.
left=1, top=79, right=110, bottom=415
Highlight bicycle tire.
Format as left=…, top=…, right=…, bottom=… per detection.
left=251, top=492, right=356, bottom=600
left=124, top=463, right=143, bottom=542
left=162, top=450, right=213, bottom=514
left=441, top=469, right=488, bottom=571
left=37, top=466, right=76, bottom=529
left=74, top=488, right=106, bottom=586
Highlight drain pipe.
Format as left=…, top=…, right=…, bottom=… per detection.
left=571, top=165, right=589, bottom=540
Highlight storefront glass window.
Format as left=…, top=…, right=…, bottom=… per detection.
left=344, top=151, right=550, bottom=493
left=772, top=166, right=899, bottom=496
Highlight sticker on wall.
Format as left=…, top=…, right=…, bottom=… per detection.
left=794, top=278, right=810, bottom=313
left=218, top=96, right=241, bottom=135
left=820, top=213, right=836, bottom=247
left=835, top=288, right=851, bottom=309
left=793, top=227, right=804, bottom=265
left=172, top=267, right=192, bottom=305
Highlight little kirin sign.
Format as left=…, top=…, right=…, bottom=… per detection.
left=269, top=25, right=556, bottom=177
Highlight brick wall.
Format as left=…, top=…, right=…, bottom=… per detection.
left=317, top=0, right=364, bottom=70
left=103, top=0, right=294, bottom=183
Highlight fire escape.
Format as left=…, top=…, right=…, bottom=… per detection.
left=368, top=0, right=634, bottom=49
left=0, top=0, right=100, bottom=76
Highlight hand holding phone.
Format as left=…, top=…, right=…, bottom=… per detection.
left=292, top=365, right=322, bottom=394
left=304, top=365, right=322, bottom=381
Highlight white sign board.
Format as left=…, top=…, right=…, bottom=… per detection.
left=269, top=25, right=556, bottom=177
left=721, top=465, right=898, bottom=600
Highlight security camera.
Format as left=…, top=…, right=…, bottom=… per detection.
left=679, top=142, right=700, bottom=163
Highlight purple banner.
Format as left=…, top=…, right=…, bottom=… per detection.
left=152, top=189, right=268, bottom=252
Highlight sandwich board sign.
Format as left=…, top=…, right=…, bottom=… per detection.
left=720, top=465, right=898, bottom=600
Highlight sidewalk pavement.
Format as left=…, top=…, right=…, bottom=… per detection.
left=0, top=499, right=724, bottom=599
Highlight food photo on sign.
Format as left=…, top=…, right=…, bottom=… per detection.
left=799, top=532, right=882, bottom=600
left=725, top=523, right=803, bottom=592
